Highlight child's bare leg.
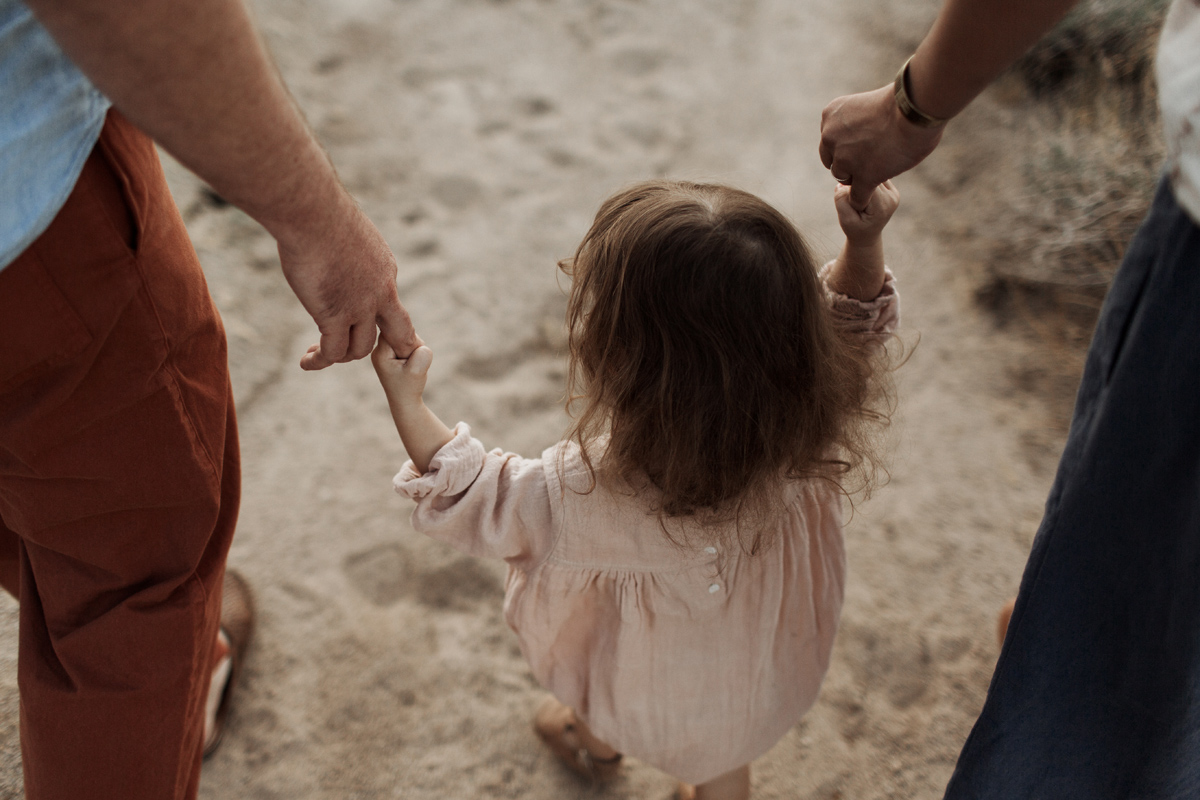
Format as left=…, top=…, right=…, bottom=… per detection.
left=677, top=765, right=751, bottom=800
left=534, top=696, right=622, bottom=780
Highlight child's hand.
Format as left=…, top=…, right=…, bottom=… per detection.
left=835, top=179, right=899, bottom=244
left=826, top=180, right=897, bottom=302
left=371, top=337, right=455, bottom=473
left=371, top=339, right=433, bottom=409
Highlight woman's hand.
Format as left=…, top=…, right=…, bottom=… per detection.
left=819, top=86, right=943, bottom=211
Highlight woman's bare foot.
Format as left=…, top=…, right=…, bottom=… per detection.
left=676, top=765, right=751, bottom=800
left=533, top=696, right=623, bottom=782
left=997, top=597, right=1017, bottom=648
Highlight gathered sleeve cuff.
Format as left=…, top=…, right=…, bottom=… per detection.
left=393, top=423, right=557, bottom=568
left=818, top=262, right=901, bottom=339
left=394, top=422, right=487, bottom=500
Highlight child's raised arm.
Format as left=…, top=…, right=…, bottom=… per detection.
left=371, top=340, right=455, bottom=474
left=824, top=180, right=900, bottom=302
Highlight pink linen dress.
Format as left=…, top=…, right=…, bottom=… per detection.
left=394, top=268, right=899, bottom=784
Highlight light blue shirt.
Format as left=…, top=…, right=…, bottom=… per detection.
left=1, top=0, right=111, bottom=270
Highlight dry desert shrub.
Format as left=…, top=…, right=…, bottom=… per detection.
left=941, top=0, right=1173, bottom=442
left=980, top=0, right=1168, bottom=334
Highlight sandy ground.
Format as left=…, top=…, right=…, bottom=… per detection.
left=0, top=0, right=1078, bottom=797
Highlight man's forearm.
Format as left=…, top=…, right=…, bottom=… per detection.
left=26, top=0, right=348, bottom=246
left=908, top=0, right=1079, bottom=120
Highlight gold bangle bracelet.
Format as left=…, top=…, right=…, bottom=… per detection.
left=894, top=56, right=949, bottom=129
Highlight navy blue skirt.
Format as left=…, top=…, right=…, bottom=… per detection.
left=945, top=177, right=1200, bottom=798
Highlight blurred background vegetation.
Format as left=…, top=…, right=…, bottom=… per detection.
left=887, top=0, right=1175, bottom=447
left=978, top=0, right=1169, bottom=342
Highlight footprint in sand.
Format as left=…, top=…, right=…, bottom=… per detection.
left=342, top=543, right=412, bottom=607
left=517, top=96, right=556, bottom=117
left=430, top=174, right=483, bottom=211
left=609, top=44, right=669, bottom=77
left=842, top=624, right=936, bottom=711
left=416, top=557, right=504, bottom=611
left=455, top=316, right=568, bottom=383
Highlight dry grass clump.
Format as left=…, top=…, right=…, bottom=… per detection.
left=1017, top=0, right=1168, bottom=97
left=978, top=0, right=1168, bottom=335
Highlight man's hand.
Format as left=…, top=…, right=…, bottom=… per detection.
left=24, top=0, right=419, bottom=371
left=819, top=85, right=943, bottom=211
left=279, top=196, right=418, bottom=370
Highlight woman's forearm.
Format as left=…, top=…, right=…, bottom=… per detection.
left=907, top=0, right=1079, bottom=120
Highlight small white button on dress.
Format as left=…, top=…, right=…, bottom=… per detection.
left=705, top=546, right=721, bottom=593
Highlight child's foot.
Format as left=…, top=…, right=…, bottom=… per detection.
left=533, top=696, right=623, bottom=782
left=675, top=765, right=751, bottom=800
left=997, top=597, right=1017, bottom=648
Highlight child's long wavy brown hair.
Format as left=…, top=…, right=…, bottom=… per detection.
left=561, top=180, right=892, bottom=553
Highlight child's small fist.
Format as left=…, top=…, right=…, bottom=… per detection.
left=835, top=179, right=899, bottom=244
left=372, top=339, right=433, bottom=407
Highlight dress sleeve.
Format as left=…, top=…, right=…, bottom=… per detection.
left=818, top=261, right=901, bottom=339
left=393, top=422, right=557, bottom=569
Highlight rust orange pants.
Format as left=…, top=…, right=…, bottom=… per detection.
left=0, top=110, right=238, bottom=799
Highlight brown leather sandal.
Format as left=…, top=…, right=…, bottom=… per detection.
left=203, top=570, right=255, bottom=758
left=533, top=697, right=623, bottom=782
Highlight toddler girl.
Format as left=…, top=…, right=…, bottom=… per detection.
left=372, top=179, right=901, bottom=800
